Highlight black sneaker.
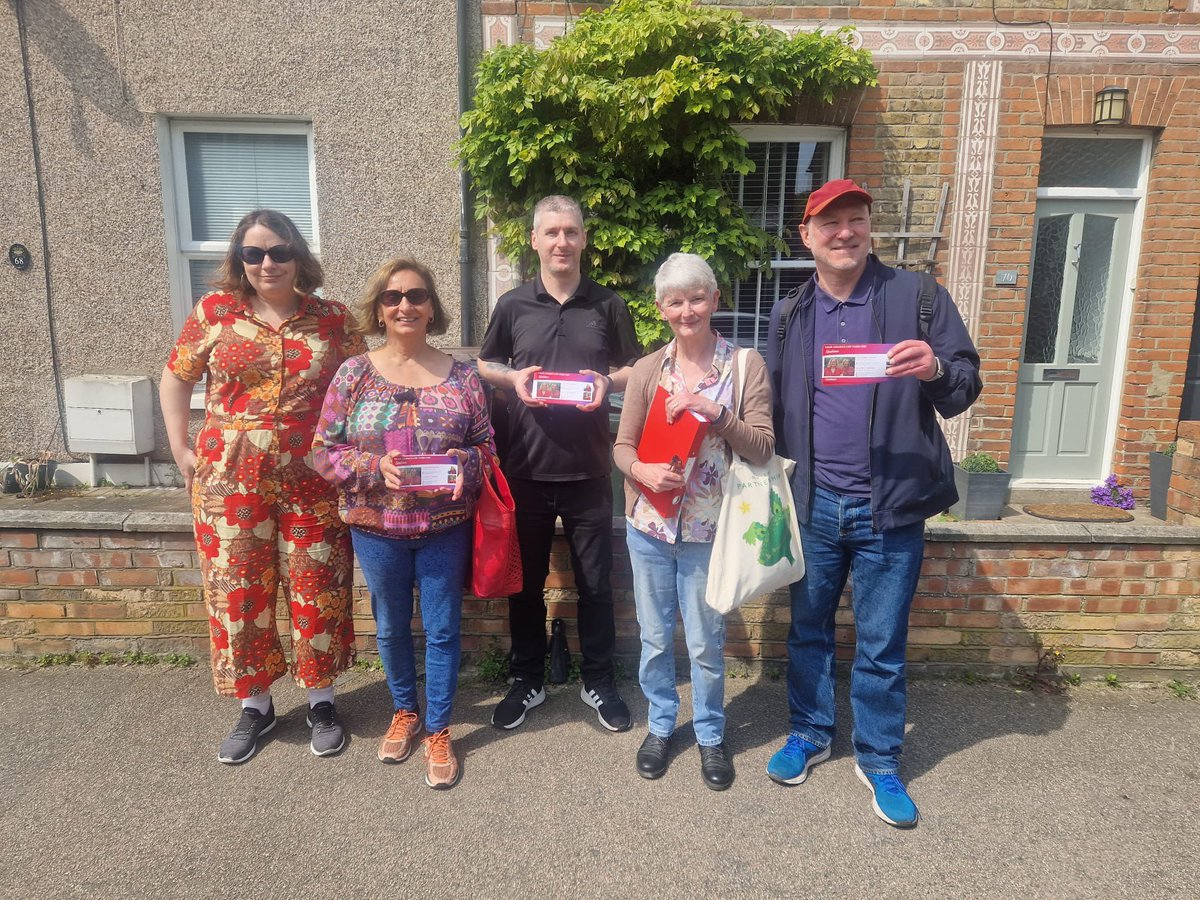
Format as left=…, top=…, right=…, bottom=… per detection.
left=491, top=678, right=546, bottom=730
left=217, top=703, right=276, bottom=764
left=580, top=680, right=631, bottom=733
left=305, top=701, right=345, bottom=757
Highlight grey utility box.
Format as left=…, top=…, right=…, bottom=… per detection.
left=64, top=375, right=155, bottom=455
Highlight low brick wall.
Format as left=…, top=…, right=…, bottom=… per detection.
left=1167, top=420, right=1200, bottom=525
left=2, top=497, right=1197, bottom=680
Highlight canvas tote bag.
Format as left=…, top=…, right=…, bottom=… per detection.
left=704, top=349, right=805, bottom=614
left=472, top=452, right=523, bottom=599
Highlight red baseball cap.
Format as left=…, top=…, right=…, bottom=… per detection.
left=803, top=179, right=873, bottom=221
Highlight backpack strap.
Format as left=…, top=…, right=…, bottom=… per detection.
left=774, top=288, right=804, bottom=355
left=918, top=271, right=937, bottom=343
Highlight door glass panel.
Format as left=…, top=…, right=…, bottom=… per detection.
left=1025, top=215, right=1070, bottom=364
left=1038, top=138, right=1141, bottom=189
left=1068, top=215, right=1116, bottom=364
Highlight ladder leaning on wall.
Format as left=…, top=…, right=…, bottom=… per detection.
left=870, top=179, right=950, bottom=274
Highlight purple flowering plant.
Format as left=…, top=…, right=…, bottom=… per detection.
left=1090, top=474, right=1135, bottom=510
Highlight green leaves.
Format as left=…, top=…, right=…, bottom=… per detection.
left=459, top=0, right=877, bottom=348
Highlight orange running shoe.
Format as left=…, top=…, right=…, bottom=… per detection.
left=378, top=709, right=422, bottom=763
left=422, top=728, right=461, bottom=790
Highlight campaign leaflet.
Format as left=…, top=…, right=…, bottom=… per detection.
left=821, top=343, right=895, bottom=386
left=531, top=371, right=597, bottom=406
left=390, top=454, right=459, bottom=491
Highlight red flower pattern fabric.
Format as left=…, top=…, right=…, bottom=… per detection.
left=167, top=289, right=366, bottom=698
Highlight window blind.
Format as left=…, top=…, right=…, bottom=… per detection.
left=183, top=131, right=313, bottom=241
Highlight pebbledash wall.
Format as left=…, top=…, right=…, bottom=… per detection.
left=0, top=1, right=486, bottom=462
left=4, top=424, right=1200, bottom=677
left=483, top=0, right=1200, bottom=483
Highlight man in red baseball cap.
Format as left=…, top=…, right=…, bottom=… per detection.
left=764, top=178, right=982, bottom=828
left=802, top=178, right=874, bottom=222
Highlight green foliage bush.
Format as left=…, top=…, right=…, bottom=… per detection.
left=958, top=452, right=1002, bottom=474
left=459, top=0, right=877, bottom=347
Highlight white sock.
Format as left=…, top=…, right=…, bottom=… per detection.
left=241, top=693, right=272, bottom=714
left=308, top=686, right=334, bottom=708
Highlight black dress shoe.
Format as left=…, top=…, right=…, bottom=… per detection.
left=699, top=742, right=734, bottom=791
left=636, top=732, right=671, bottom=779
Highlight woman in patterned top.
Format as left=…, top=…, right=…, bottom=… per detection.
left=613, top=253, right=774, bottom=791
left=313, top=257, right=494, bottom=790
left=160, top=209, right=365, bottom=765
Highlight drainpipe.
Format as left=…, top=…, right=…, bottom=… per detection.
left=457, top=0, right=474, bottom=347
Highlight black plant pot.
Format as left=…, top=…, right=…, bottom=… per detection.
left=949, top=466, right=1011, bottom=520
left=8, top=460, right=57, bottom=494
left=1149, top=451, right=1173, bottom=520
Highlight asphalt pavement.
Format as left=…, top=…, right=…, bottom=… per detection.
left=1, top=665, right=1196, bottom=899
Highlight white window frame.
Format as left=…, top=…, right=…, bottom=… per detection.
left=721, top=125, right=847, bottom=351
left=158, top=118, right=320, bottom=331
left=735, top=125, right=847, bottom=274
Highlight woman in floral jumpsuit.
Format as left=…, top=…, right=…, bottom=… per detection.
left=160, top=209, right=365, bottom=765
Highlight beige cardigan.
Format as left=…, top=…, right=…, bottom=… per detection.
left=613, top=345, right=775, bottom=518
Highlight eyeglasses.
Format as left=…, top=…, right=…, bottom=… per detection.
left=379, top=288, right=431, bottom=307
left=239, top=244, right=295, bottom=265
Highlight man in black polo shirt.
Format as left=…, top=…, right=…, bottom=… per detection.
left=478, top=195, right=640, bottom=733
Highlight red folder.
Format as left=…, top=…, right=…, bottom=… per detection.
left=635, top=386, right=709, bottom=519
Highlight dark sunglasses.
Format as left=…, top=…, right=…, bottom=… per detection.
left=379, top=288, right=431, bottom=307
left=239, top=244, right=295, bottom=265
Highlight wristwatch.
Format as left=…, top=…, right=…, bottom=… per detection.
left=931, top=356, right=945, bottom=380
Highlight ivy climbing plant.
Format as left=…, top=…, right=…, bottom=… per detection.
left=459, top=0, right=877, bottom=347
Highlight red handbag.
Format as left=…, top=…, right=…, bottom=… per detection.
left=472, top=453, right=523, bottom=599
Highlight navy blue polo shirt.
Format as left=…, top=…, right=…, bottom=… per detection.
left=480, top=275, right=640, bottom=481
left=812, top=272, right=874, bottom=497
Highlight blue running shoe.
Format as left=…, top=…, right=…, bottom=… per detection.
left=766, top=733, right=831, bottom=785
left=855, top=764, right=919, bottom=827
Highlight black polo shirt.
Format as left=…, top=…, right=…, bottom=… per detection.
left=480, top=275, right=640, bottom=481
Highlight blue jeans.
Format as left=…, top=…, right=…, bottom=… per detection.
left=626, top=523, right=726, bottom=747
left=785, top=487, right=924, bottom=774
left=351, top=523, right=470, bottom=733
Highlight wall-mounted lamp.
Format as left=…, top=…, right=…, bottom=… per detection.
left=1093, top=86, right=1129, bottom=127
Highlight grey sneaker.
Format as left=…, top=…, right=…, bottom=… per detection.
left=217, top=703, right=276, bottom=764
left=305, top=701, right=345, bottom=757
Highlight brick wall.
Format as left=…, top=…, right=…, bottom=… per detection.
left=486, top=0, right=1200, bottom=487
left=3, top=524, right=1196, bottom=679
left=1167, top=421, right=1200, bottom=525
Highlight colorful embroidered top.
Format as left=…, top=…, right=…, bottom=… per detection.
left=312, top=355, right=495, bottom=538
left=629, top=334, right=735, bottom=544
left=167, top=290, right=365, bottom=436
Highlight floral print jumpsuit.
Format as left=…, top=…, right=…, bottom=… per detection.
left=167, top=290, right=367, bottom=698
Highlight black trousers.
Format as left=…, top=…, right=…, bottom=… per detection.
left=507, top=476, right=615, bottom=686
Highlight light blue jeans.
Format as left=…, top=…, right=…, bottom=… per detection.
left=351, top=523, right=469, bottom=733
left=626, top=523, right=726, bottom=746
left=785, top=487, right=924, bottom=774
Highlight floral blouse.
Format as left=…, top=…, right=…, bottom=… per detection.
left=167, top=290, right=365, bottom=434
left=312, top=355, right=495, bottom=538
left=629, top=334, right=735, bottom=544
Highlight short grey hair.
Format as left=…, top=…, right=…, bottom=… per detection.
left=532, top=195, right=585, bottom=232
left=654, top=252, right=718, bottom=304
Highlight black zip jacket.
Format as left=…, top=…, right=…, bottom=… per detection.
left=766, top=255, right=983, bottom=531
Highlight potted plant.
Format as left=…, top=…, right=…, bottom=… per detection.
left=5, top=454, right=57, bottom=497
left=1149, top=441, right=1175, bottom=520
left=949, top=452, right=1011, bottom=520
